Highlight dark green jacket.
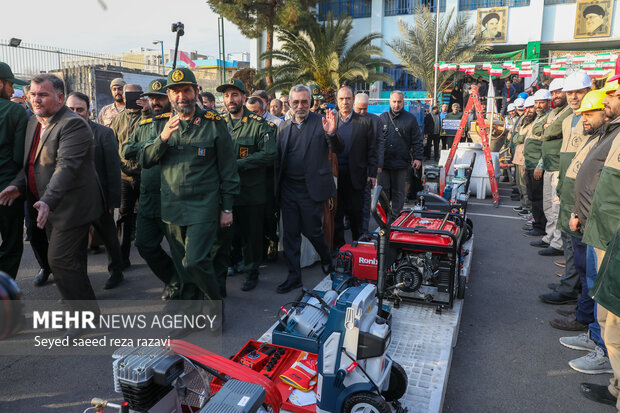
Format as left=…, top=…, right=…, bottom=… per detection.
left=121, top=112, right=170, bottom=218
left=524, top=111, right=550, bottom=170
left=0, top=99, right=27, bottom=191
left=590, top=222, right=620, bottom=317
left=141, top=107, right=240, bottom=225
left=541, top=105, right=572, bottom=172
left=558, top=134, right=599, bottom=238
left=111, top=110, right=148, bottom=181
left=223, top=107, right=277, bottom=206
left=557, top=112, right=587, bottom=195
left=582, top=118, right=620, bottom=250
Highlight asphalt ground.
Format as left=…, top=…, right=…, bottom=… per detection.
left=0, top=182, right=614, bottom=412
left=443, top=183, right=613, bottom=413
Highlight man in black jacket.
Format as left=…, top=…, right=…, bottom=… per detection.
left=333, top=86, right=377, bottom=250
left=379, top=90, right=423, bottom=214
left=275, top=84, right=344, bottom=293
left=424, top=105, right=441, bottom=161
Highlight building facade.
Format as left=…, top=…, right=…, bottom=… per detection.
left=251, top=0, right=619, bottom=97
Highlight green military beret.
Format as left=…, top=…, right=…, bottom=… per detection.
left=216, top=78, right=247, bottom=94
left=142, top=78, right=167, bottom=97
left=165, top=68, right=197, bottom=88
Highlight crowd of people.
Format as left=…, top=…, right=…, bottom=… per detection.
left=0, top=61, right=423, bottom=340
left=502, top=69, right=620, bottom=409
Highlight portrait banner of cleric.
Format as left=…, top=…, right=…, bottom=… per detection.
left=574, top=0, right=612, bottom=38
left=476, top=7, right=508, bottom=42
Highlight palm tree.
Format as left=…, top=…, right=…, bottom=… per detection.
left=260, top=12, right=393, bottom=102
left=387, top=7, right=490, bottom=99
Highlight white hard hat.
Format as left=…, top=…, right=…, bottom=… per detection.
left=524, top=96, right=536, bottom=108
left=563, top=71, right=592, bottom=92
left=11, top=89, right=24, bottom=99
left=514, top=97, right=525, bottom=108
left=533, top=89, right=552, bottom=101
left=507, top=103, right=516, bottom=112
left=549, top=78, right=565, bottom=92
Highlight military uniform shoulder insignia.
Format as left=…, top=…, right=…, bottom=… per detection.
left=242, top=116, right=248, bottom=123
left=154, top=112, right=172, bottom=120
left=205, top=111, right=223, bottom=121
left=205, top=111, right=216, bottom=120
left=267, top=121, right=275, bottom=127
left=139, top=117, right=154, bottom=125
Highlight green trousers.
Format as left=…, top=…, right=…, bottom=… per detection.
left=210, top=225, right=233, bottom=298
left=0, top=201, right=24, bottom=279
left=515, top=165, right=531, bottom=211
left=135, top=213, right=180, bottom=299
left=234, top=204, right=264, bottom=281
left=167, top=221, right=221, bottom=311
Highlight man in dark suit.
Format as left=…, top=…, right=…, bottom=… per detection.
left=67, top=92, right=124, bottom=290
left=333, top=86, right=377, bottom=250
left=0, top=74, right=103, bottom=329
left=275, top=84, right=344, bottom=293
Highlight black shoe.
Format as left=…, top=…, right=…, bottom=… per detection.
left=277, top=279, right=303, bottom=294
left=524, top=229, right=547, bottom=237
left=539, top=246, right=563, bottom=256
left=241, top=279, right=258, bottom=291
left=321, top=262, right=334, bottom=275
left=510, top=195, right=521, bottom=201
left=522, top=224, right=533, bottom=231
left=556, top=305, right=577, bottom=317
left=104, top=272, right=124, bottom=289
left=539, top=292, right=578, bottom=305
left=121, top=260, right=131, bottom=270
left=518, top=209, right=531, bottom=216
left=580, top=383, right=617, bottom=406
left=33, top=269, right=51, bottom=287
left=513, top=206, right=523, bottom=212
left=548, top=283, right=559, bottom=290
left=530, top=239, right=550, bottom=247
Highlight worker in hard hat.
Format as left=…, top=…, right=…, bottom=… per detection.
left=512, top=96, right=536, bottom=217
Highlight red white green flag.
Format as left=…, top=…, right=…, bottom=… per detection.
left=550, top=68, right=567, bottom=78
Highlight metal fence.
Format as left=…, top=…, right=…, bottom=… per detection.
left=384, top=0, right=447, bottom=15
left=318, top=0, right=372, bottom=20
left=0, top=40, right=149, bottom=79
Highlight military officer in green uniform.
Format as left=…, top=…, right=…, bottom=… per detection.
left=216, top=78, right=277, bottom=291
left=309, top=84, right=325, bottom=115
left=142, top=68, right=239, bottom=335
left=122, top=78, right=181, bottom=300
left=0, top=62, right=28, bottom=279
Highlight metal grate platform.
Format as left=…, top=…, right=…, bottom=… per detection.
left=259, top=237, right=474, bottom=413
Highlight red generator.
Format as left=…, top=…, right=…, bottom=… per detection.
left=340, top=209, right=470, bottom=309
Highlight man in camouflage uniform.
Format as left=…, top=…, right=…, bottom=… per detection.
left=217, top=78, right=277, bottom=292
left=142, top=68, right=239, bottom=336
left=122, top=78, right=180, bottom=300
left=98, top=77, right=126, bottom=127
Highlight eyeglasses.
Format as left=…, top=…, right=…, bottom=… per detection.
left=291, top=100, right=310, bottom=107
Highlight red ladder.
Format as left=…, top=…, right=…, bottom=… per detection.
left=443, top=85, right=500, bottom=207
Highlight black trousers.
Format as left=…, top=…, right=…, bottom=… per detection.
left=25, top=196, right=51, bottom=274
left=525, top=168, right=546, bottom=231
left=441, top=135, right=455, bottom=150
left=0, top=201, right=24, bottom=279
left=281, top=178, right=332, bottom=282
left=425, top=134, right=441, bottom=160
left=233, top=204, right=264, bottom=280
left=47, top=222, right=100, bottom=314
left=91, top=210, right=124, bottom=276
left=117, top=179, right=139, bottom=263
left=334, top=171, right=364, bottom=251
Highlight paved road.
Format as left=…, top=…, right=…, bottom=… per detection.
left=444, top=184, right=613, bottom=413
left=0, top=182, right=614, bottom=412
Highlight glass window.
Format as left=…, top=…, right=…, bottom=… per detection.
left=318, top=0, right=372, bottom=19
left=383, top=66, right=424, bottom=91
left=458, top=0, right=530, bottom=11
left=384, top=0, right=447, bottom=15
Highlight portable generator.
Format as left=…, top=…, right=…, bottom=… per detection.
left=340, top=187, right=471, bottom=309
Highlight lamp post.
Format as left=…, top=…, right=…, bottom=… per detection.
left=152, top=40, right=165, bottom=75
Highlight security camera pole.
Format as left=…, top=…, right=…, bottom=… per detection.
left=171, top=21, right=185, bottom=70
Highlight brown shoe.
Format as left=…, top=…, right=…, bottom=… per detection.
left=554, top=259, right=566, bottom=268
left=556, top=269, right=564, bottom=277
left=550, top=314, right=588, bottom=331
left=556, top=305, right=577, bottom=317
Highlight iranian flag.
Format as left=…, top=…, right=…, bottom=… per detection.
left=489, top=65, right=503, bottom=76
left=519, top=69, right=533, bottom=78
left=573, top=55, right=587, bottom=63
left=482, top=63, right=492, bottom=70
left=550, top=68, right=567, bottom=78
left=603, top=61, right=616, bottom=69
left=502, top=61, right=515, bottom=68
left=550, top=64, right=562, bottom=70
left=543, top=66, right=551, bottom=76
left=556, top=56, right=567, bottom=65
left=521, top=61, right=532, bottom=69
left=596, top=53, right=613, bottom=62
left=582, top=63, right=596, bottom=70
left=460, top=63, right=475, bottom=72
left=587, top=68, right=610, bottom=79
left=438, top=62, right=457, bottom=71
left=509, top=67, right=519, bottom=74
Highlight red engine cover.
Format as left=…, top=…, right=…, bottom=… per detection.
left=389, top=213, right=459, bottom=247
left=338, top=242, right=378, bottom=281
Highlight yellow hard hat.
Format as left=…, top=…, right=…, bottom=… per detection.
left=600, top=79, right=619, bottom=94
left=575, top=90, right=606, bottom=114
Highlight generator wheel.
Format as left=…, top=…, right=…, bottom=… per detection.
left=463, top=219, right=473, bottom=242
left=381, top=361, right=408, bottom=401
left=457, top=275, right=466, bottom=299
left=343, top=392, right=391, bottom=413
